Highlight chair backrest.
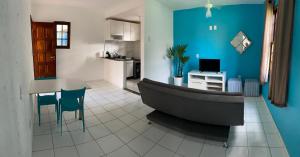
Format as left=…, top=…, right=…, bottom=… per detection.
left=61, top=88, right=86, bottom=105
left=36, top=77, right=57, bottom=97
left=35, top=77, right=56, bottom=80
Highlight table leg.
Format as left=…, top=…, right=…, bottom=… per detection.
left=29, top=94, right=35, bottom=129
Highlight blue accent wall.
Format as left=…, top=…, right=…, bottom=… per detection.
left=173, top=4, right=265, bottom=82
left=262, top=1, right=300, bottom=156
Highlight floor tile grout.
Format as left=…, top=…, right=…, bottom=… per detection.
left=32, top=81, right=289, bottom=157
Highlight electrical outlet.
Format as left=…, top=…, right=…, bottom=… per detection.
left=196, top=54, right=200, bottom=59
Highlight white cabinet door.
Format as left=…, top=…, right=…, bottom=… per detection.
left=130, top=23, right=140, bottom=41
left=123, top=22, right=131, bottom=41
left=110, top=20, right=124, bottom=36
left=126, top=61, right=134, bottom=77
left=105, top=20, right=140, bottom=41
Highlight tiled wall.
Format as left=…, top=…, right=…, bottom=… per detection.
left=104, top=40, right=141, bottom=59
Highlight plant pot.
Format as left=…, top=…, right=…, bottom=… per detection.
left=174, top=77, right=183, bottom=86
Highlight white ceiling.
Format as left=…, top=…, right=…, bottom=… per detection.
left=31, top=0, right=264, bottom=20
left=32, top=0, right=142, bottom=12
left=32, top=0, right=143, bottom=21
left=112, top=6, right=143, bottom=22
left=158, top=0, right=265, bottom=10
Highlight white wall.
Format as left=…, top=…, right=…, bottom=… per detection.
left=140, top=4, right=145, bottom=79
left=105, top=0, right=144, bottom=18
left=0, top=0, right=34, bottom=156
left=144, top=0, right=173, bottom=83
left=31, top=4, right=105, bottom=81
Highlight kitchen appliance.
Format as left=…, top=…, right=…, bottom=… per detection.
left=105, top=51, right=111, bottom=58
left=133, top=60, right=141, bottom=79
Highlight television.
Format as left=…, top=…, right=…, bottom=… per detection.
left=199, top=59, right=220, bottom=72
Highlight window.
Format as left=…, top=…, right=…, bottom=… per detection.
left=55, top=22, right=71, bottom=49
left=259, top=1, right=276, bottom=84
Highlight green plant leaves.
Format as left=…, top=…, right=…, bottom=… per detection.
left=166, top=44, right=190, bottom=77
left=175, top=44, right=189, bottom=65
left=167, top=47, right=175, bottom=59
left=180, top=56, right=190, bottom=64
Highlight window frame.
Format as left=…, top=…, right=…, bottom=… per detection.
left=55, top=21, right=71, bottom=49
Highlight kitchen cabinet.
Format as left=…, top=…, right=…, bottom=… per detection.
left=123, top=22, right=131, bottom=41
left=105, top=20, right=124, bottom=40
left=130, top=23, right=140, bottom=41
left=110, top=20, right=124, bottom=36
left=105, top=19, right=140, bottom=41
left=126, top=61, right=134, bottom=78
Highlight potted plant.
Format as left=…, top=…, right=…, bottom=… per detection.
left=167, top=44, right=189, bottom=86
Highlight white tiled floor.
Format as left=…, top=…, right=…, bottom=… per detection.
left=32, top=80, right=289, bottom=157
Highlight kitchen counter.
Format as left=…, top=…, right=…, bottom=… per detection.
left=104, top=57, right=140, bottom=62
left=102, top=58, right=140, bottom=88
left=105, top=58, right=133, bottom=61
left=103, top=58, right=126, bottom=88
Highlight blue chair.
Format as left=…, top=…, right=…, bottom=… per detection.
left=59, top=88, right=86, bottom=135
left=37, top=93, right=59, bottom=125
left=36, top=77, right=59, bottom=126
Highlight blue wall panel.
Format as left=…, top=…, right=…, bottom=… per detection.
left=173, top=4, right=265, bottom=82
left=262, top=1, right=300, bottom=156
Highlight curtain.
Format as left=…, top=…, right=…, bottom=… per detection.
left=260, top=1, right=275, bottom=84
left=269, top=0, right=295, bottom=107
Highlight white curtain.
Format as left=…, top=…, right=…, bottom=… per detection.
left=260, top=1, right=275, bottom=84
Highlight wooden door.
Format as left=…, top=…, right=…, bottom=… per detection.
left=32, top=22, right=56, bottom=79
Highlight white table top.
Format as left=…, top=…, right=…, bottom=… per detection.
left=29, top=79, right=91, bottom=94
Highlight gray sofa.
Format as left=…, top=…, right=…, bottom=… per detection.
left=138, top=79, right=244, bottom=144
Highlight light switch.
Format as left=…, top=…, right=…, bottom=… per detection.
left=196, top=54, right=200, bottom=59
left=209, top=26, right=213, bottom=31
left=214, top=25, right=218, bottom=30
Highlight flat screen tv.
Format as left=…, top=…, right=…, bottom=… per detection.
left=199, top=59, right=220, bottom=72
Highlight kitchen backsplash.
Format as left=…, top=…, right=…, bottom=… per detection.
left=104, top=40, right=141, bottom=59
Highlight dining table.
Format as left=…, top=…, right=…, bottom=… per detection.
left=29, top=78, right=91, bottom=120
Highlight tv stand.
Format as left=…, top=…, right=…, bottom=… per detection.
left=188, top=70, right=226, bottom=92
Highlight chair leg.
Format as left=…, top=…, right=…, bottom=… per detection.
left=60, top=110, right=63, bottom=136
left=81, top=109, right=85, bottom=132
left=75, top=110, right=77, bottom=119
left=38, top=104, right=41, bottom=126
left=56, top=104, right=59, bottom=124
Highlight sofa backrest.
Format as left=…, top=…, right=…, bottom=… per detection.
left=138, top=79, right=244, bottom=126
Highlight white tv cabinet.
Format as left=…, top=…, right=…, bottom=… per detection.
left=188, top=70, right=226, bottom=92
